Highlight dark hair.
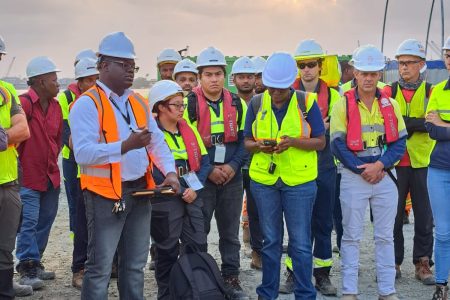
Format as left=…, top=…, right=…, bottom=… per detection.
left=198, top=66, right=226, bottom=77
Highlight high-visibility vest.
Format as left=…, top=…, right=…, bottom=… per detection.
left=427, top=79, right=450, bottom=122
left=58, top=85, right=80, bottom=160
left=79, top=85, right=155, bottom=200
left=390, top=81, right=435, bottom=168
left=250, top=90, right=318, bottom=186
left=0, top=85, right=18, bottom=184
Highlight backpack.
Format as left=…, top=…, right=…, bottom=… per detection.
left=169, top=251, right=227, bottom=300
left=251, top=90, right=308, bottom=118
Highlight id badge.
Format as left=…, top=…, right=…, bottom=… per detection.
left=182, top=172, right=204, bottom=191
left=214, top=144, right=226, bottom=163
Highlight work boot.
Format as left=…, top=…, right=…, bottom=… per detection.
left=395, top=264, right=402, bottom=279
left=37, top=262, right=55, bottom=280
left=279, top=270, right=294, bottom=294
left=432, top=284, right=449, bottom=300
left=378, top=293, right=399, bottom=300
left=250, top=251, right=262, bottom=270
left=415, top=257, right=435, bottom=285
left=111, top=261, right=118, bottom=278
left=0, top=268, right=15, bottom=299
left=16, top=261, right=44, bottom=290
left=314, top=268, right=337, bottom=296
left=332, top=245, right=340, bottom=254
left=242, top=223, right=250, bottom=245
left=223, top=275, right=249, bottom=300
left=72, top=269, right=84, bottom=290
left=341, top=295, right=358, bottom=300
left=13, top=281, right=33, bottom=297
left=148, top=245, right=156, bottom=271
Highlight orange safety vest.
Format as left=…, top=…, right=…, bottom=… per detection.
left=80, top=85, right=155, bottom=200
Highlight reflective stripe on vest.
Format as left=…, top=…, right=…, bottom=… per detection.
left=79, top=85, right=155, bottom=200
left=250, top=90, right=318, bottom=186
left=0, top=85, right=18, bottom=184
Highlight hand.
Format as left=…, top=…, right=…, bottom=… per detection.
left=274, top=136, right=294, bottom=154
left=426, top=111, right=446, bottom=126
left=218, top=164, right=236, bottom=185
left=182, top=188, right=197, bottom=203
left=357, top=161, right=385, bottom=184
left=256, top=140, right=276, bottom=154
left=158, top=172, right=180, bottom=194
left=208, top=167, right=228, bottom=185
left=121, top=127, right=151, bottom=154
left=323, top=116, right=330, bottom=130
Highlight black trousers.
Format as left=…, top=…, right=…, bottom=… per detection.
left=394, top=166, right=434, bottom=265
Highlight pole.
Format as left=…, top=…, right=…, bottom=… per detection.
left=441, top=0, right=445, bottom=48
left=381, top=0, right=389, bottom=52
left=425, top=0, right=436, bottom=56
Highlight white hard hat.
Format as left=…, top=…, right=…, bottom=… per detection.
left=0, top=36, right=6, bottom=55
left=294, top=39, right=325, bottom=59
left=75, top=49, right=97, bottom=65
left=196, top=46, right=227, bottom=68
left=157, top=48, right=182, bottom=66
left=231, top=56, right=256, bottom=75
left=173, top=58, right=198, bottom=78
left=98, top=32, right=136, bottom=59
left=262, top=52, right=297, bottom=89
left=351, top=45, right=385, bottom=72
left=75, top=58, right=99, bottom=80
left=443, top=36, right=450, bottom=50
left=395, top=39, right=426, bottom=59
left=148, top=80, right=187, bottom=112
left=251, top=56, right=267, bottom=74
left=26, top=56, right=60, bottom=78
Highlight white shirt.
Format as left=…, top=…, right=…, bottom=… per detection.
left=69, top=80, right=175, bottom=181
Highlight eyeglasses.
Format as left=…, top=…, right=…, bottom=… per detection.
left=298, top=61, right=318, bottom=69
left=167, top=103, right=187, bottom=110
left=444, top=54, right=450, bottom=59
left=106, top=60, right=139, bottom=73
left=398, top=60, right=421, bottom=67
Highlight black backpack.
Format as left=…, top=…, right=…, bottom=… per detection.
left=169, top=251, right=227, bottom=300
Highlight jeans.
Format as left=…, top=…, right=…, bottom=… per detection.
left=81, top=178, right=151, bottom=300
left=201, top=176, right=243, bottom=277
left=427, top=167, right=450, bottom=284
left=72, top=180, right=87, bottom=273
left=242, top=168, right=263, bottom=253
left=340, top=168, right=397, bottom=296
left=62, top=158, right=78, bottom=232
left=251, top=179, right=317, bottom=300
left=16, top=181, right=60, bottom=263
left=333, top=172, right=343, bottom=250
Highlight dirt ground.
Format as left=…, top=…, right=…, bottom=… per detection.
left=14, top=182, right=436, bottom=300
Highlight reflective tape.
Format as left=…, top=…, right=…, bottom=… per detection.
left=80, top=166, right=110, bottom=178
left=313, top=257, right=333, bottom=268
left=355, top=147, right=382, bottom=157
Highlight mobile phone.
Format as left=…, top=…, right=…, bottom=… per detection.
left=263, top=140, right=277, bottom=147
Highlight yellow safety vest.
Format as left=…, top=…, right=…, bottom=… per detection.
left=394, top=82, right=435, bottom=168
left=0, top=85, right=18, bottom=184
left=57, top=89, right=77, bottom=160
left=163, top=123, right=208, bottom=160
left=250, top=90, right=318, bottom=186
left=427, top=79, right=450, bottom=122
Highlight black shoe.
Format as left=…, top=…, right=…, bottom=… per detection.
left=37, top=262, right=55, bottom=280
left=279, top=270, right=294, bottom=294
left=223, top=276, right=249, bottom=300
left=16, top=261, right=44, bottom=290
left=314, top=269, right=337, bottom=296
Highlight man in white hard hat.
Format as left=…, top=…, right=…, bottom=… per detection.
left=183, top=46, right=249, bottom=300
left=382, top=39, right=435, bottom=285
left=231, top=56, right=256, bottom=104
left=16, top=56, right=63, bottom=289
left=331, top=45, right=407, bottom=300
left=173, top=58, right=198, bottom=92
left=57, top=57, right=99, bottom=290
left=74, top=49, right=97, bottom=66
left=251, top=56, right=267, bottom=94
left=244, top=51, right=325, bottom=299
left=0, top=35, right=32, bottom=299
left=157, top=48, right=182, bottom=80
left=69, top=32, right=179, bottom=300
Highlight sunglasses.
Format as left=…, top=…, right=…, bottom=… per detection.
left=298, top=61, right=319, bottom=69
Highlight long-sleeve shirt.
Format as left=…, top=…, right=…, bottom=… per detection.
left=69, top=81, right=176, bottom=181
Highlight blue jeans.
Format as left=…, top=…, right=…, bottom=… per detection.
left=63, top=158, right=78, bottom=232
left=16, top=181, right=60, bottom=262
left=428, top=167, right=450, bottom=284
left=251, top=179, right=317, bottom=300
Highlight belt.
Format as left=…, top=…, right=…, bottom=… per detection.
left=122, top=176, right=146, bottom=189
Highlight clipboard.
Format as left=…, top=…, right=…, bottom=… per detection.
left=131, top=186, right=175, bottom=197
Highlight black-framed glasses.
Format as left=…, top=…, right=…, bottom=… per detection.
left=444, top=54, right=450, bottom=59
left=167, top=103, right=187, bottom=110
left=398, top=60, right=421, bottom=67
left=106, top=60, right=139, bottom=73
left=298, top=61, right=318, bottom=69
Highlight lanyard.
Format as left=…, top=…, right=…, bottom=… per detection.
left=109, top=97, right=132, bottom=129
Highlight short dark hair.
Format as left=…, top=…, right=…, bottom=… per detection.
left=198, top=66, right=226, bottom=77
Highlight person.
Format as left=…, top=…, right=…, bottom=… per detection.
left=69, top=32, right=180, bottom=300
left=330, top=45, right=407, bottom=300
left=157, top=48, right=182, bottom=80
left=382, top=39, right=435, bottom=284
left=424, top=36, right=450, bottom=300
left=280, top=39, right=340, bottom=296
left=0, top=35, right=32, bottom=299
left=231, top=56, right=263, bottom=270
left=340, top=60, right=354, bottom=85
left=173, top=58, right=198, bottom=92
left=183, top=46, right=249, bottom=300
left=57, top=57, right=99, bottom=289
left=74, top=49, right=97, bottom=66
left=251, top=56, right=267, bottom=94
left=16, top=56, right=63, bottom=289
left=148, top=80, right=210, bottom=299
left=244, top=51, right=325, bottom=300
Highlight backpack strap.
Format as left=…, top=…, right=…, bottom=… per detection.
left=231, top=93, right=243, bottom=128
left=295, top=90, right=308, bottom=118
left=425, top=82, right=432, bottom=98
left=177, top=255, right=200, bottom=299
left=196, top=252, right=228, bottom=296
left=391, top=81, right=398, bottom=99
left=251, top=93, right=263, bottom=115
left=64, top=89, right=74, bottom=105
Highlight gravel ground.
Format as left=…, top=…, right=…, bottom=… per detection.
left=14, top=180, right=436, bottom=300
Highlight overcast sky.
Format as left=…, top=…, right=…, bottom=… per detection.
left=1, top=0, right=448, bottom=78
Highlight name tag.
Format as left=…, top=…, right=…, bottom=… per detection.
left=182, top=172, right=204, bottom=191
left=214, top=144, right=226, bottom=163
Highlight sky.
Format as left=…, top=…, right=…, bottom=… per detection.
left=1, top=0, right=449, bottom=78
